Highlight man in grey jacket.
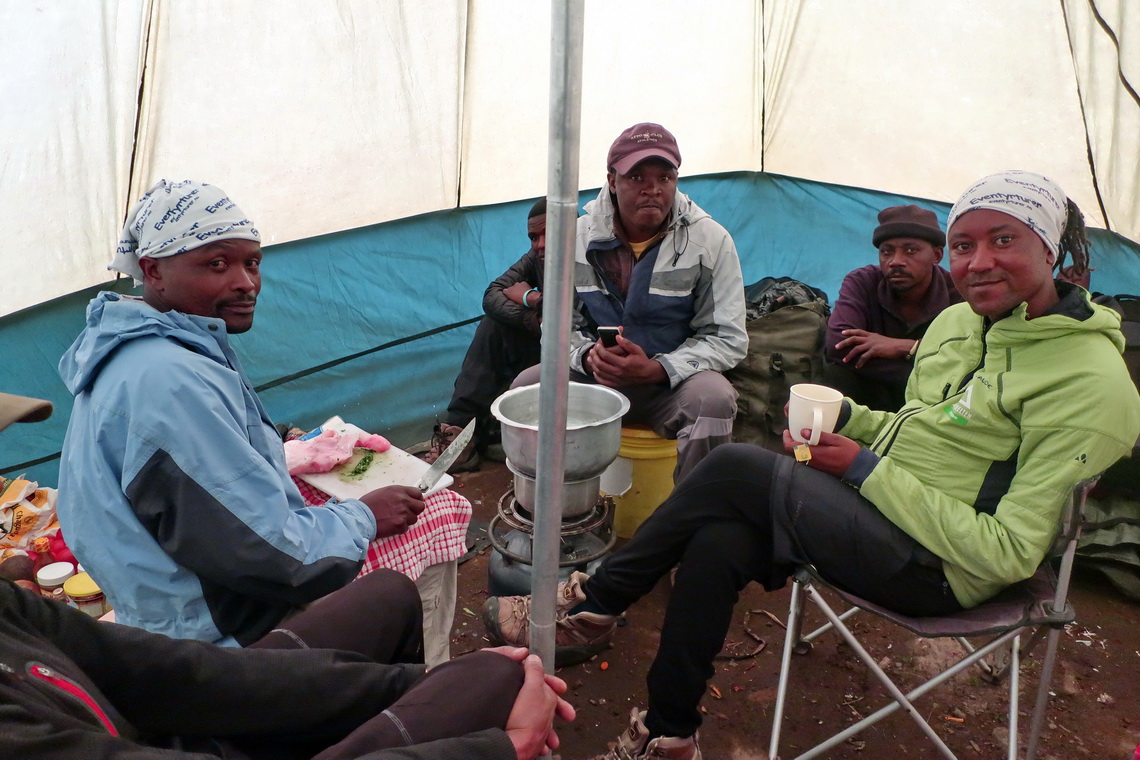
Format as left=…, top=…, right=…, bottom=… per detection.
left=515, top=124, right=747, bottom=482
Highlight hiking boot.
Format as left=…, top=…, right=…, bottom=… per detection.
left=481, top=571, right=617, bottom=667
left=481, top=442, right=507, bottom=462
left=423, top=423, right=479, bottom=473
left=589, top=709, right=702, bottom=760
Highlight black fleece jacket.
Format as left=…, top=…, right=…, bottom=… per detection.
left=0, top=580, right=513, bottom=759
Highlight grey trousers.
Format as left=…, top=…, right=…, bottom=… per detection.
left=512, top=365, right=737, bottom=482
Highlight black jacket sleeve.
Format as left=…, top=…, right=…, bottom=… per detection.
left=483, top=251, right=542, bottom=337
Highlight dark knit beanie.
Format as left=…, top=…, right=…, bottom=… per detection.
left=872, top=204, right=945, bottom=248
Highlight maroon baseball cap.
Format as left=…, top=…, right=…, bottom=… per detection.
left=607, top=123, right=682, bottom=176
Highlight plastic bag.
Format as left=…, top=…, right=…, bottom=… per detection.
left=0, top=477, right=59, bottom=550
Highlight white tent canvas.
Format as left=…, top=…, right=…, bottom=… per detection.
left=4, top=0, right=1137, bottom=317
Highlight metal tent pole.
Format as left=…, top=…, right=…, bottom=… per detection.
left=529, top=0, right=585, bottom=672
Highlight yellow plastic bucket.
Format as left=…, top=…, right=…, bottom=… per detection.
left=608, top=425, right=678, bottom=539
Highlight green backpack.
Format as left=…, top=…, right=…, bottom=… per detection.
left=726, top=277, right=831, bottom=452
left=1094, top=293, right=1140, bottom=498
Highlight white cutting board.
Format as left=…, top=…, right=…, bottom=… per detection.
left=296, top=418, right=453, bottom=500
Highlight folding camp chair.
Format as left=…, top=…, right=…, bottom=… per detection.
left=768, top=478, right=1098, bottom=760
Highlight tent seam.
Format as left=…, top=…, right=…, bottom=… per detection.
left=1084, top=0, right=1140, bottom=108
left=1061, top=0, right=1112, bottom=232
left=123, top=0, right=157, bottom=233
left=759, top=0, right=766, bottom=174
left=456, top=0, right=473, bottom=208
left=252, top=316, right=482, bottom=393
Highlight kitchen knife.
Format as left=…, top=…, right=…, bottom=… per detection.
left=415, top=418, right=476, bottom=493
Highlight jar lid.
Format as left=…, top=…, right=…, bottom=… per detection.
left=63, top=572, right=101, bottom=598
left=36, top=562, right=76, bottom=586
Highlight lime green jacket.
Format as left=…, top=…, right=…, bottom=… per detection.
left=839, top=284, right=1140, bottom=607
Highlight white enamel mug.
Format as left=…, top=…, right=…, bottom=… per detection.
left=787, top=383, right=843, bottom=445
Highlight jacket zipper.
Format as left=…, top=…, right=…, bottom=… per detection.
left=878, top=322, right=992, bottom=456
left=952, top=321, right=992, bottom=395
left=670, top=216, right=690, bottom=266
left=28, top=662, right=120, bottom=736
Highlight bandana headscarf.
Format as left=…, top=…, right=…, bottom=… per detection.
left=946, top=170, right=1067, bottom=257
left=110, top=179, right=260, bottom=285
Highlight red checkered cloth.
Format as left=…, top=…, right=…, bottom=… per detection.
left=293, top=476, right=471, bottom=582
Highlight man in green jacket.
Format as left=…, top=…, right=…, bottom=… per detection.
left=483, top=170, right=1140, bottom=760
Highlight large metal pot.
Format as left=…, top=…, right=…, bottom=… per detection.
left=491, top=382, right=629, bottom=481
left=507, top=461, right=600, bottom=518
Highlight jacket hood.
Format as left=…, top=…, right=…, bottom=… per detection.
left=58, top=292, right=232, bottom=395
left=581, top=186, right=709, bottom=244
left=987, top=281, right=1126, bottom=352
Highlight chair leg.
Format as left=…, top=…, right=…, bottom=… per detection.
left=798, top=586, right=958, bottom=760
left=1007, top=634, right=1020, bottom=760
left=1025, top=627, right=1062, bottom=760
left=769, top=578, right=806, bottom=760
left=801, top=604, right=859, bottom=650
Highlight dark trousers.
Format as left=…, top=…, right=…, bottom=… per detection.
left=250, top=568, right=425, bottom=664
left=311, top=651, right=523, bottom=759
left=445, top=316, right=541, bottom=443
left=585, top=444, right=961, bottom=739
left=227, top=651, right=522, bottom=760
left=240, top=571, right=522, bottom=758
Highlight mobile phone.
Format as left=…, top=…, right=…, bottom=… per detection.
left=598, top=326, right=620, bottom=348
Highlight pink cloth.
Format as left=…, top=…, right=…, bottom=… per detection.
left=293, top=476, right=470, bottom=582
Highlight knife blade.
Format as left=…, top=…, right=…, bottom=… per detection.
left=416, top=418, right=476, bottom=493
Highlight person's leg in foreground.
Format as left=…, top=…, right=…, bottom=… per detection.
left=311, top=650, right=523, bottom=759
left=251, top=568, right=425, bottom=664
left=484, top=444, right=960, bottom=758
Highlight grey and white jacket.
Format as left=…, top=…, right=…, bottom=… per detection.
left=570, top=188, right=747, bottom=386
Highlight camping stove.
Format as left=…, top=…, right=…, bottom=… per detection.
left=486, top=485, right=616, bottom=597
left=485, top=382, right=629, bottom=597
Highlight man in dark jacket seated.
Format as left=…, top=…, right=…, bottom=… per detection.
left=824, top=204, right=962, bottom=410
left=424, top=199, right=548, bottom=471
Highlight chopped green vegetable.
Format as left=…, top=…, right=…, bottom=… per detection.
left=339, top=448, right=375, bottom=482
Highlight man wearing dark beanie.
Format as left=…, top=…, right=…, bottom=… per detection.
left=824, top=204, right=963, bottom=410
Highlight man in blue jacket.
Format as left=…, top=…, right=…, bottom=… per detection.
left=5, top=390, right=574, bottom=760
left=57, top=180, right=428, bottom=654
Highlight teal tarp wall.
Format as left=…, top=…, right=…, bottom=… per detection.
left=5, top=172, right=1139, bottom=486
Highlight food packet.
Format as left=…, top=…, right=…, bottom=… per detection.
left=0, top=477, right=59, bottom=551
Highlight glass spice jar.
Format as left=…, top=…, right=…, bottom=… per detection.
left=63, top=572, right=108, bottom=618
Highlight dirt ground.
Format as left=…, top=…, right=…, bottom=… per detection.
left=443, top=461, right=1140, bottom=760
